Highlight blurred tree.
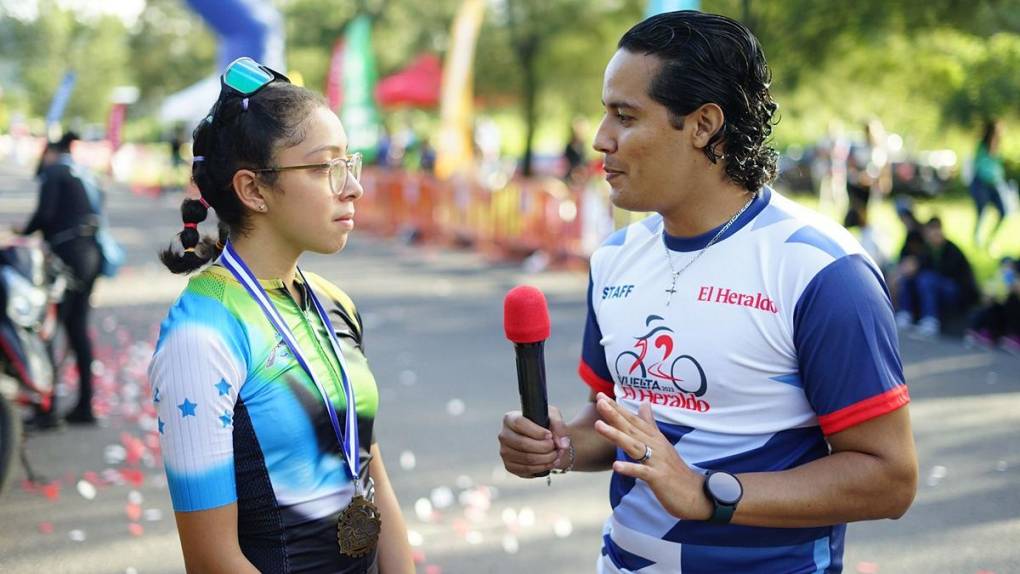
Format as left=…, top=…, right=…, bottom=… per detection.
left=128, top=0, right=216, bottom=115
left=476, top=0, right=642, bottom=176
left=0, top=1, right=131, bottom=126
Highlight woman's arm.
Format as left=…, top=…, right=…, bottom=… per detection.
left=369, top=443, right=414, bottom=574
left=175, top=505, right=260, bottom=574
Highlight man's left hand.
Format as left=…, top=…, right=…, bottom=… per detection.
left=593, top=392, right=713, bottom=521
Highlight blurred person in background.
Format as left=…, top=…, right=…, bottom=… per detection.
left=18, top=132, right=103, bottom=425
left=895, top=217, right=979, bottom=337
left=965, top=257, right=1020, bottom=354
left=970, top=119, right=1008, bottom=247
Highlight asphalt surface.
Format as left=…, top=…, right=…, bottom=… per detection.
left=0, top=160, right=1017, bottom=574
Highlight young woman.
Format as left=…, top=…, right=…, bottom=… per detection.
left=148, top=58, right=413, bottom=573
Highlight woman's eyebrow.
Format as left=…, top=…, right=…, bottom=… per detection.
left=304, top=144, right=344, bottom=158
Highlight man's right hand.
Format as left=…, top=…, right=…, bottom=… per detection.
left=498, top=407, right=571, bottom=478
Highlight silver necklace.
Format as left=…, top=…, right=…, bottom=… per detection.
left=663, top=191, right=757, bottom=306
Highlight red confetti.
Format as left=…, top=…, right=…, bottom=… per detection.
left=119, top=468, right=145, bottom=487
left=125, top=503, right=142, bottom=522
left=857, top=562, right=879, bottom=574
left=412, top=550, right=426, bottom=564
left=41, top=481, right=61, bottom=501
left=128, top=523, right=144, bottom=537
left=425, top=566, right=442, bottom=574
left=37, top=522, right=54, bottom=534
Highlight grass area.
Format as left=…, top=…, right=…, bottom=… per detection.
left=801, top=192, right=1019, bottom=285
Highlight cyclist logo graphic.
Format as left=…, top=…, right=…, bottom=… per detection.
left=614, top=315, right=708, bottom=397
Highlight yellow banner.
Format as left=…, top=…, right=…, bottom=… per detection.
left=435, top=0, right=485, bottom=180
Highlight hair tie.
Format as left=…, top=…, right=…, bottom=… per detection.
left=242, top=98, right=249, bottom=111
left=193, top=156, right=205, bottom=163
left=183, top=223, right=198, bottom=229
left=183, top=247, right=196, bottom=254
left=198, top=197, right=210, bottom=209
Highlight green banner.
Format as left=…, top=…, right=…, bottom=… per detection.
left=341, top=15, right=381, bottom=162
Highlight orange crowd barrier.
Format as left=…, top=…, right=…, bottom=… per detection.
left=357, top=167, right=611, bottom=270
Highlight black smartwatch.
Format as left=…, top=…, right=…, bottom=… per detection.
left=703, top=470, right=743, bottom=524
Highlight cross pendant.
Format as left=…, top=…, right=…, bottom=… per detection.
left=665, top=275, right=679, bottom=306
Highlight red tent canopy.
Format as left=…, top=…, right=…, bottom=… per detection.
left=375, top=54, right=442, bottom=109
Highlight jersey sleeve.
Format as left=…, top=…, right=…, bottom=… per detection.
left=793, top=254, right=909, bottom=436
left=149, top=297, right=249, bottom=512
left=579, top=274, right=615, bottom=397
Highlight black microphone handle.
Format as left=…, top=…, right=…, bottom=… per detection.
left=514, top=341, right=550, bottom=430
left=514, top=341, right=550, bottom=478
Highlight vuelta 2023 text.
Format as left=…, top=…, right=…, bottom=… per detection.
left=614, top=315, right=711, bottom=413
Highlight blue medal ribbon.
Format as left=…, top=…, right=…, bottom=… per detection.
left=220, top=242, right=361, bottom=480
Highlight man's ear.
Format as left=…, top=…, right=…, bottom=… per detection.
left=232, top=169, right=267, bottom=213
left=689, top=103, right=725, bottom=155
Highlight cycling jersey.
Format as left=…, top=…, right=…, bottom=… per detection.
left=150, top=264, right=379, bottom=573
left=580, top=188, right=909, bottom=574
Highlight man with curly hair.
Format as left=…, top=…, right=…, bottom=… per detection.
left=498, top=11, right=918, bottom=573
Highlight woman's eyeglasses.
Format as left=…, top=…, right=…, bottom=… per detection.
left=253, top=153, right=362, bottom=195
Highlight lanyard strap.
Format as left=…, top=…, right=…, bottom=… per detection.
left=220, top=242, right=361, bottom=478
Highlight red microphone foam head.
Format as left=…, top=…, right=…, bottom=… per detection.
left=504, top=285, right=550, bottom=343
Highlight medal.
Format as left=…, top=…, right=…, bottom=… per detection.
left=221, top=243, right=378, bottom=557
left=337, top=494, right=382, bottom=557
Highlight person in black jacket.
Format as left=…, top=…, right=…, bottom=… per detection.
left=19, top=132, right=103, bottom=424
left=895, top=217, right=978, bottom=337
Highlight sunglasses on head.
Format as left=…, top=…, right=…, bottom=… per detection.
left=204, top=57, right=291, bottom=124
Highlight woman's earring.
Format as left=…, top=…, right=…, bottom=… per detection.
left=259, top=204, right=267, bottom=212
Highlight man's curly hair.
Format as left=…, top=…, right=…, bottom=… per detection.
left=619, top=11, right=779, bottom=192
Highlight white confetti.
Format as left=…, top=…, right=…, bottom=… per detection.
left=69, top=529, right=86, bottom=542
left=143, top=509, right=163, bottom=522
left=414, top=498, right=434, bottom=522
left=996, top=460, right=1008, bottom=472
left=446, top=399, right=465, bottom=417
left=501, top=507, right=518, bottom=526
left=399, top=451, right=416, bottom=471
left=430, top=486, right=455, bottom=509
left=128, top=490, right=143, bottom=505
left=125, top=569, right=138, bottom=574
left=104, top=445, right=127, bottom=465
left=502, top=534, right=519, bottom=554
left=407, top=530, right=424, bottom=547
left=76, top=480, right=96, bottom=501
left=927, top=465, right=948, bottom=486
left=455, top=475, right=473, bottom=490
left=465, top=530, right=483, bottom=545
left=399, top=370, right=418, bottom=387
left=553, top=517, right=573, bottom=538
left=519, top=507, right=535, bottom=528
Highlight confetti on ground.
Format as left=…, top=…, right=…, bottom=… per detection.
left=76, top=479, right=97, bottom=501
left=398, top=370, right=417, bottom=386
left=407, top=530, right=424, bottom=547
left=465, top=530, right=483, bottom=545
left=445, top=398, right=465, bottom=416
left=856, top=562, right=879, bottom=573
left=143, top=508, right=163, bottom=522
left=399, top=450, right=416, bottom=471
left=927, top=465, right=948, bottom=487
left=553, top=517, right=573, bottom=538
left=996, top=460, right=1008, bottom=472
left=502, top=534, right=519, bottom=554
left=37, top=522, right=54, bottom=534
left=411, top=549, right=426, bottom=564
left=414, top=498, right=434, bottom=522
left=455, top=475, right=473, bottom=489
left=41, top=481, right=61, bottom=501
left=69, top=529, right=86, bottom=542
left=128, top=523, right=144, bottom=537
left=424, top=565, right=442, bottom=574
left=518, top=507, right=535, bottom=528
left=430, top=486, right=454, bottom=509
left=126, top=502, right=142, bottom=522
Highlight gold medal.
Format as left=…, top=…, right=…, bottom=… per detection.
left=337, top=494, right=382, bottom=557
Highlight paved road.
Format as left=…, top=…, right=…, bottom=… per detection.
left=0, top=161, right=1017, bottom=574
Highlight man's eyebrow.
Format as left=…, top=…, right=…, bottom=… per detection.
left=604, top=99, right=640, bottom=109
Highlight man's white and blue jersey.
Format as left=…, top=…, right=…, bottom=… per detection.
left=580, top=188, right=909, bottom=574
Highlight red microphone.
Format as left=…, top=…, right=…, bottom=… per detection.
left=504, top=286, right=552, bottom=478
